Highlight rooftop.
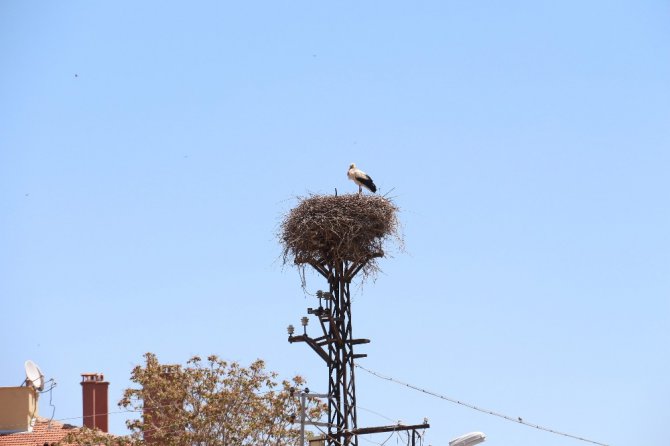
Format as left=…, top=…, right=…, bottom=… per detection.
left=0, top=417, right=77, bottom=446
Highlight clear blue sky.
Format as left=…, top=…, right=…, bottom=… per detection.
left=2, top=2, right=668, bottom=445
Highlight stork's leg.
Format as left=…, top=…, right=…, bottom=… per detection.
left=358, top=185, right=362, bottom=195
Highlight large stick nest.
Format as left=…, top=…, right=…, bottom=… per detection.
left=280, top=194, right=401, bottom=279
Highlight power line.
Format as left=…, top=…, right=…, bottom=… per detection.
left=356, top=364, right=608, bottom=446
left=49, top=385, right=290, bottom=424
left=357, top=405, right=397, bottom=424
left=378, top=430, right=396, bottom=446
left=360, top=436, right=385, bottom=446
left=303, top=413, right=343, bottom=446
left=52, top=404, right=174, bottom=423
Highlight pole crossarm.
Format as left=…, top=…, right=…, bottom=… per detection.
left=289, top=335, right=331, bottom=365
left=350, top=423, right=430, bottom=436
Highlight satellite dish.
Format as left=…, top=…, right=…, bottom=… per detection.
left=24, top=360, right=45, bottom=391
left=449, top=432, right=486, bottom=446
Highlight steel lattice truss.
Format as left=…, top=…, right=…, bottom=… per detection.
left=289, top=258, right=429, bottom=446
left=289, top=259, right=368, bottom=446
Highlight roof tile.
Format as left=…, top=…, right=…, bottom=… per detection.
left=0, top=418, right=77, bottom=446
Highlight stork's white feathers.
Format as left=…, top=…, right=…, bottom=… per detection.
left=347, top=163, right=377, bottom=194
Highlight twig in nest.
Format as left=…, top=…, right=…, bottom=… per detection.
left=279, top=194, right=402, bottom=281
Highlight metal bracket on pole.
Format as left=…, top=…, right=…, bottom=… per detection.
left=300, top=391, right=332, bottom=446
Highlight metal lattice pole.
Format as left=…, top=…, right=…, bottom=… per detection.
left=326, top=261, right=358, bottom=446
left=284, top=195, right=427, bottom=446
left=289, top=258, right=372, bottom=446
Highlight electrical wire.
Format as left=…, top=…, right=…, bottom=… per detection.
left=52, top=398, right=316, bottom=442
left=50, top=394, right=411, bottom=446
left=50, top=384, right=286, bottom=423
left=379, top=430, right=396, bottom=446
left=42, top=380, right=57, bottom=429
left=305, top=398, right=418, bottom=446
left=356, top=364, right=608, bottom=446
left=52, top=401, right=184, bottom=423
left=360, top=436, right=384, bottom=446
left=356, top=405, right=428, bottom=446
left=303, top=411, right=347, bottom=446
left=90, top=409, right=301, bottom=442
left=356, top=405, right=397, bottom=424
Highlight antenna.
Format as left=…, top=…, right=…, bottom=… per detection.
left=24, top=360, right=45, bottom=392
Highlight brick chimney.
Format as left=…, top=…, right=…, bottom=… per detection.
left=143, top=365, right=182, bottom=445
left=81, top=373, right=109, bottom=432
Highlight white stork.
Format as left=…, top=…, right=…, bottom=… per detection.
left=347, top=163, right=377, bottom=194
